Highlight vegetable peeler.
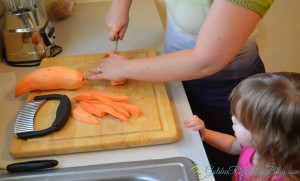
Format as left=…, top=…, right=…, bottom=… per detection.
left=14, top=94, right=71, bottom=139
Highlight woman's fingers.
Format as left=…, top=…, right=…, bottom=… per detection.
left=86, top=72, right=103, bottom=81
left=86, top=53, right=127, bottom=81
left=89, top=67, right=100, bottom=74
left=108, top=28, right=120, bottom=41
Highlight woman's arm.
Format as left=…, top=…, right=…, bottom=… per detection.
left=88, top=0, right=261, bottom=82
left=105, top=0, right=132, bottom=41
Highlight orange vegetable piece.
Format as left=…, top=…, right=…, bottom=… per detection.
left=15, top=66, right=84, bottom=97
left=80, top=101, right=107, bottom=118
left=93, top=92, right=128, bottom=102
left=72, top=91, right=142, bottom=122
left=91, top=103, right=128, bottom=121
left=72, top=92, right=128, bottom=102
left=90, top=92, right=130, bottom=118
left=117, top=102, right=143, bottom=117
left=110, top=80, right=128, bottom=86
left=102, top=49, right=116, bottom=58
left=78, top=99, right=102, bottom=104
left=71, top=106, right=100, bottom=125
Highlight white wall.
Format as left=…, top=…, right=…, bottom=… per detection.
left=257, top=0, right=300, bottom=73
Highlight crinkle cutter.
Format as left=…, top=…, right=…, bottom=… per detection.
left=14, top=94, right=71, bottom=139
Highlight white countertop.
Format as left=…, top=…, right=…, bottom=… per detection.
left=0, top=1, right=214, bottom=180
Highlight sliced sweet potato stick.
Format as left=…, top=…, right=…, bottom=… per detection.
left=117, top=102, right=143, bottom=117
left=80, top=101, right=107, bottom=118
left=110, top=80, right=128, bottom=86
left=72, top=91, right=141, bottom=122
left=72, top=95, right=94, bottom=102
left=72, top=92, right=128, bottom=102
left=92, top=92, right=128, bottom=102
left=90, top=92, right=130, bottom=118
left=91, top=103, right=128, bottom=121
left=80, top=100, right=142, bottom=118
left=78, top=99, right=102, bottom=104
left=71, top=106, right=100, bottom=125
left=102, top=49, right=117, bottom=58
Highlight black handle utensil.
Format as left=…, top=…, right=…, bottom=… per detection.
left=14, top=94, right=71, bottom=139
left=4, top=160, right=58, bottom=173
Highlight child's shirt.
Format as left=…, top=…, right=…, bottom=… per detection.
left=234, top=144, right=285, bottom=181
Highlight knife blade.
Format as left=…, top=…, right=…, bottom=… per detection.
left=114, top=33, right=119, bottom=53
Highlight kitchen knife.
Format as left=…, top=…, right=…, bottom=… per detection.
left=1, top=160, right=58, bottom=173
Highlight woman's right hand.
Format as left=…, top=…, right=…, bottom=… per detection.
left=105, top=0, right=132, bottom=41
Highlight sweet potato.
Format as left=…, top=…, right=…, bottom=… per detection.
left=71, top=106, right=100, bottom=125
left=102, top=50, right=128, bottom=86
left=80, top=101, right=107, bottom=118
left=91, top=103, right=128, bottom=121
left=72, top=92, right=128, bottom=102
left=77, top=99, right=101, bottom=104
left=117, top=102, right=142, bottom=117
left=110, top=80, right=128, bottom=86
left=90, top=92, right=130, bottom=118
left=71, top=91, right=142, bottom=123
left=15, top=66, right=84, bottom=97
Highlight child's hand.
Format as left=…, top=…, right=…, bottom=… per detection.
left=184, top=115, right=206, bottom=140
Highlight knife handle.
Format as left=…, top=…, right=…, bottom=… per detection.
left=6, top=160, right=58, bottom=173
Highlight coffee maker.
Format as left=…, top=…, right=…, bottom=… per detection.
left=2, top=0, right=56, bottom=66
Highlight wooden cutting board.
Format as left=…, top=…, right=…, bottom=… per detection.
left=9, top=48, right=180, bottom=158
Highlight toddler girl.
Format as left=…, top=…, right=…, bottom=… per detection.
left=184, top=72, right=300, bottom=180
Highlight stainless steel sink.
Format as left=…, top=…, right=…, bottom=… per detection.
left=0, top=157, right=199, bottom=181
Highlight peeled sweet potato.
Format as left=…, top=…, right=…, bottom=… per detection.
left=15, top=66, right=84, bottom=97
left=110, top=79, right=128, bottom=86
left=72, top=106, right=100, bottom=125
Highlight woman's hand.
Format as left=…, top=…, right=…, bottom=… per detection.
left=184, top=115, right=206, bottom=140
left=105, top=0, right=132, bottom=41
left=86, top=52, right=128, bottom=82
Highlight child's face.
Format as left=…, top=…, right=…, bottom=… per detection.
left=232, top=116, right=254, bottom=148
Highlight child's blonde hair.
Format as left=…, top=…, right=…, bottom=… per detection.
left=230, top=72, right=300, bottom=180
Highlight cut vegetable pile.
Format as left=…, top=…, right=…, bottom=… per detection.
left=71, top=92, right=142, bottom=125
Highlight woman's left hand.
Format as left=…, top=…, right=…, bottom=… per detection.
left=86, top=52, right=128, bottom=82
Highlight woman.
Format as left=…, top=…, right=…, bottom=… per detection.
left=88, top=0, right=274, bottom=180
